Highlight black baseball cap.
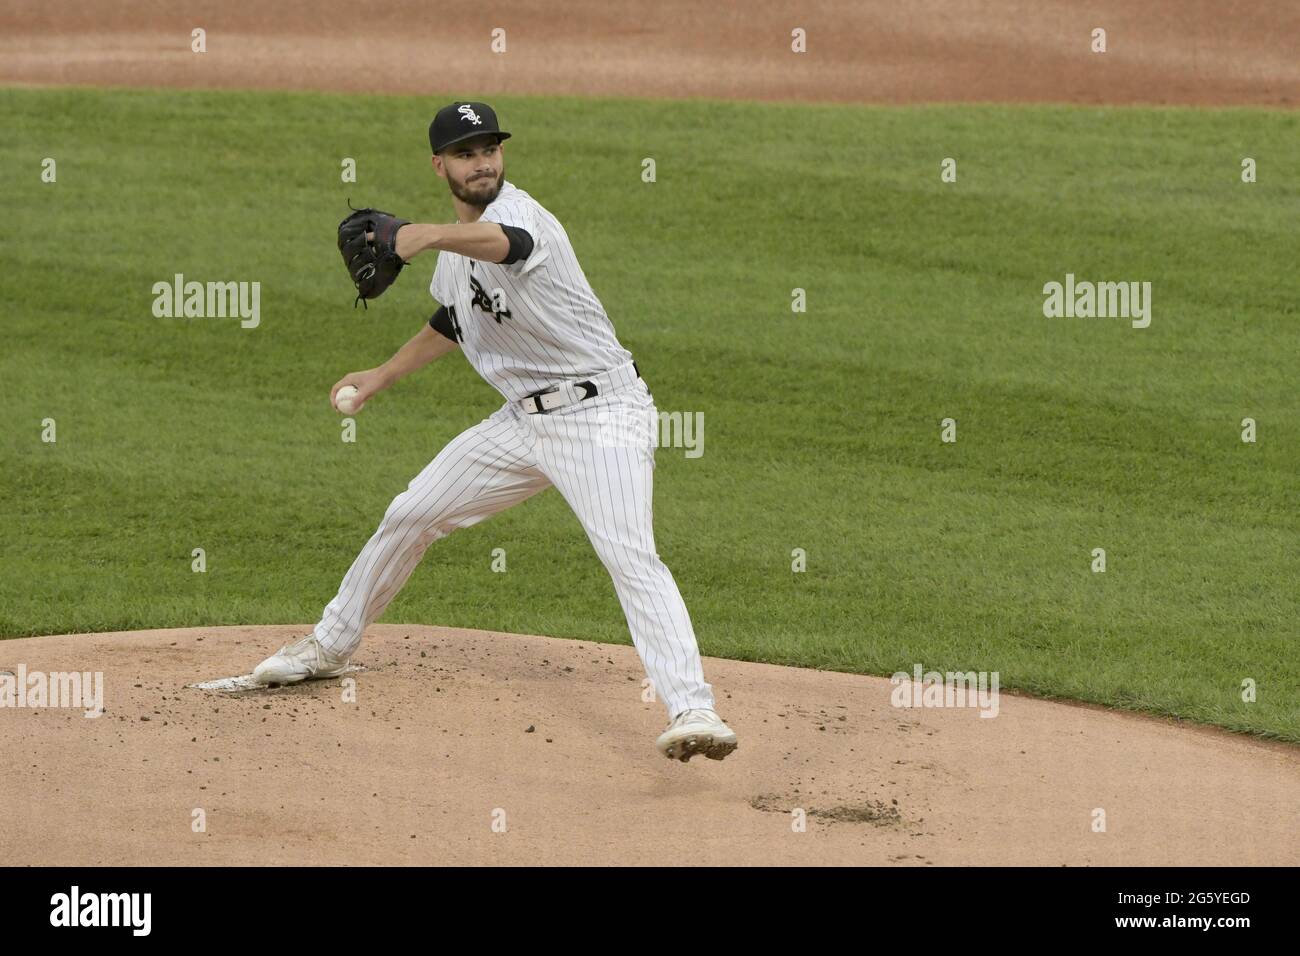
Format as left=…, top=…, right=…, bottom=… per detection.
left=428, top=101, right=511, bottom=153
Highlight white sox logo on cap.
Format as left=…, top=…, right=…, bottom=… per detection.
left=428, top=102, right=510, bottom=158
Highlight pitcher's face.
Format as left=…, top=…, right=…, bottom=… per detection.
left=435, top=135, right=506, bottom=208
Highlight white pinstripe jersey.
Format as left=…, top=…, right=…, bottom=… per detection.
left=429, top=180, right=634, bottom=403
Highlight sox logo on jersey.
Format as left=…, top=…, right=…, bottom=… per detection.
left=468, top=270, right=511, bottom=324
left=308, top=179, right=718, bottom=720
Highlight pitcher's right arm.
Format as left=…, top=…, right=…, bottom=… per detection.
left=330, top=321, right=460, bottom=412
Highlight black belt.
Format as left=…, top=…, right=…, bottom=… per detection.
left=522, top=361, right=641, bottom=415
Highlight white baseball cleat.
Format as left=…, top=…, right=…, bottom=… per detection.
left=251, top=635, right=351, bottom=685
left=655, top=708, right=739, bottom=762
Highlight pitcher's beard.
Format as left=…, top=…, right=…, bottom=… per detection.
left=451, top=168, right=505, bottom=208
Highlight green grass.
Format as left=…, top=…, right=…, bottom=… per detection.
left=2, top=87, right=1297, bottom=741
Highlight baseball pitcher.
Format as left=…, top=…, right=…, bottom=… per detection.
left=251, top=101, right=737, bottom=762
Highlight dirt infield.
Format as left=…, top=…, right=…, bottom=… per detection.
left=2, top=625, right=1296, bottom=866
left=1, top=0, right=1295, bottom=106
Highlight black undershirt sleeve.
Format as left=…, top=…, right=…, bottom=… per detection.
left=429, top=304, right=459, bottom=343
left=498, top=224, right=535, bottom=265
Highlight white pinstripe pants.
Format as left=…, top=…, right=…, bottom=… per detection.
left=313, top=378, right=715, bottom=718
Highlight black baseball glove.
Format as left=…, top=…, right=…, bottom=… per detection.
left=338, top=206, right=411, bottom=307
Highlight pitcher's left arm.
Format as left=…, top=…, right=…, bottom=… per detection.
left=395, top=222, right=533, bottom=265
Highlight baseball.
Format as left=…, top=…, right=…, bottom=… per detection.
left=335, top=385, right=360, bottom=414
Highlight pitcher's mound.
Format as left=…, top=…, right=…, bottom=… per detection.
left=1, top=624, right=1295, bottom=865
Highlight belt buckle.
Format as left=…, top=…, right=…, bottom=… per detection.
left=525, top=385, right=560, bottom=415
